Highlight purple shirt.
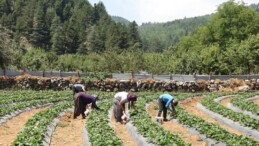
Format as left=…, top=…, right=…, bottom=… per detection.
left=78, top=93, right=99, bottom=109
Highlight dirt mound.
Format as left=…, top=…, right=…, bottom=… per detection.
left=219, top=78, right=246, bottom=92
left=228, top=78, right=245, bottom=89
left=59, top=112, right=73, bottom=123
left=196, top=80, right=208, bottom=91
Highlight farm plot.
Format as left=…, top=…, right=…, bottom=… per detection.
left=201, top=93, right=259, bottom=131
left=50, top=112, right=85, bottom=146
left=0, top=90, right=72, bottom=145
left=252, top=99, right=259, bottom=105
left=1, top=90, right=259, bottom=146
left=146, top=102, right=207, bottom=146
left=132, top=92, right=259, bottom=146
left=180, top=97, right=243, bottom=135
left=0, top=107, right=49, bottom=146
left=109, top=110, right=138, bottom=146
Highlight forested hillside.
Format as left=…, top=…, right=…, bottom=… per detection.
left=139, top=15, right=210, bottom=52
left=112, top=16, right=131, bottom=26
left=138, top=2, right=259, bottom=52
left=0, top=0, right=258, bottom=76
left=172, top=1, right=259, bottom=75
left=0, top=0, right=141, bottom=54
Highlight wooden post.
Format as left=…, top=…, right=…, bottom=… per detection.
left=77, top=71, right=80, bottom=77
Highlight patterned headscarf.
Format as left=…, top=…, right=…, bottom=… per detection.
left=127, top=93, right=137, bottom=101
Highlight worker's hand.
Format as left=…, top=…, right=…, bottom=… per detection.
left=169, top=110, right=177, bottom=117
left=172, top=111, right=177, bottom=118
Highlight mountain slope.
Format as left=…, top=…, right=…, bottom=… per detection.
left=112, top=16, right=131, bottom=25
left=138, top=15, right=211, bottom=52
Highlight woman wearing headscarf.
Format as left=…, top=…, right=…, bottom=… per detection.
left=113, top=91, right=137, bottom=123
left=69, top=83, right=87, bottom=96
left=73, top=92, right=99, bottom=119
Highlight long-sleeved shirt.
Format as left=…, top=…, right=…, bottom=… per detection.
left=114, top=91, right=129, bottom=104
left=159, top=93, right=174, bottom=110
left=79, top=93, right=99, bottom=109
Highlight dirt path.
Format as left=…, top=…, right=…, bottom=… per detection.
left=147, top=102, right=207, bottom=146
left=110, top=113, right=137, bottom=146
left=0, top=107, right=49, bottom=146
left=252, top=98, right=259, bottom=105
left=219, top=96, right=234, bottom=106
left=50, top=112, right=85, bottom=146
left=180, top=97, right=243, bottom=136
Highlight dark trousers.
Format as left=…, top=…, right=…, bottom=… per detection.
left=73, top=95, right=87, bottom=119
left=157, top=98, right=167, bottom=119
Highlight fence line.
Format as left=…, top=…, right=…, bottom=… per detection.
left=0, top=70, right=84, bottom=77
left=0, top=69, right=258, bottom=81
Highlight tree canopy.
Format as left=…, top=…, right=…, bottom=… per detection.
left=0, top=0, right=258, bottom=75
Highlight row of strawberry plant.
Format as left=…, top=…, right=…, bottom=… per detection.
left=12, top=101, right=72, bottom=146
left=0, top=91, right=70, bottom=105
left=144, top=92, right=259, bottom=146
left=86, top=94, right=122, bottom=146
left=0, top=96, right=70, bottom=117
left=175, top=92, right=259, bottom=146
left=201, top=93, right=259, bottom=130
left=129, top=92, right=190, bottom=146
left=0, top=90, right=69, bottom=99
left=0, top=90, right=36, bottom=99
left=231, top=92, right=259, bottom=115
left=0, top=92, right=69, bottom=105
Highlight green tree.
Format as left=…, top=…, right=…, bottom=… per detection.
left=80, top=25, right=105, bottom=54
left=30, top=1, right=50, bottom=50
left=0, top=0, right=12, bottom=15
left=50, top=15, right=66, bottom=55
left=121, top=49, right=144, bottom=78
left=199, top=45, right=220, bottom=74
left=0, top=25, right=11, bottom=69
left=236, top=34, right=259, bottom=74
left=98, top=49, right=123, bottom=73
left=207, top=0, right=259, bottom=49
left=127, top=21, right=142, bottom=48
left=64, top=13, right=79, bottom=53
left=21, top=48, right=48, bottom=71
left=81, top=53, right=102, bottom=72
left=144, top=52, right=167, bottom=78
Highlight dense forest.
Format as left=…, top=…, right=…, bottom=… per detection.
left=0, top=0, right=259, bottom=75
left=139, top=15, right=211, bottom=52
left=112, top=16, right=131, bottom=26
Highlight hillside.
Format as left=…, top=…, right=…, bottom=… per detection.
left=0, top=0, right=141, bottom=54
left=0, top=1, right=258, bottom=75
left=112, top=16, right=131, bottom=25
left=139, top=15, right=211, bottom=52
left=138, top=2, right=259, bottom=52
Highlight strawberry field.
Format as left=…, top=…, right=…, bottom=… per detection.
left=0, top=90, right=259, bottom=146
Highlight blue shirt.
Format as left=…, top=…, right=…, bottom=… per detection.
left=159, top=94, right=174, bottom=110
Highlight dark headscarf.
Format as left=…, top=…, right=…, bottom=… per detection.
left=127, top=93, right=137, bottom=101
